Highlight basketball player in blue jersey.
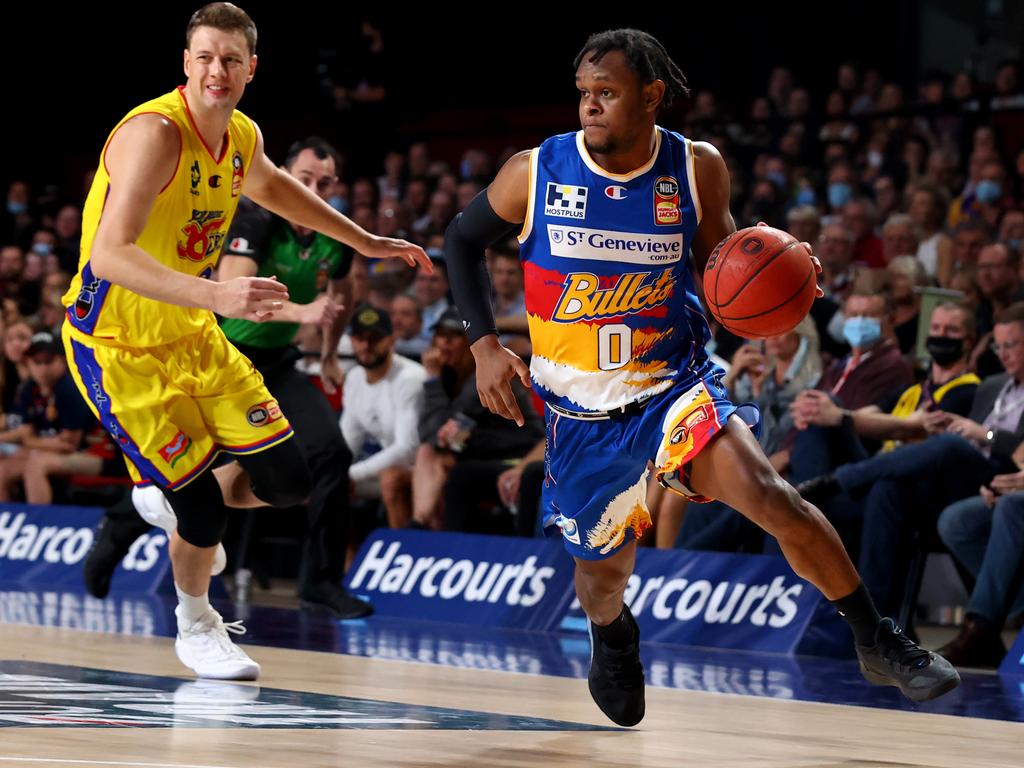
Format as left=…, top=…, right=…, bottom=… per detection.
left=444, top=29, right=959, bottom=726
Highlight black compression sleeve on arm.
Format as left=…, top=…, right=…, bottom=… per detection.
left=444, top=191, right=520, bottom=344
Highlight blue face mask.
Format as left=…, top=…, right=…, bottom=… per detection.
left=31, top=242, right=52, bottom=256
left=795, top=187, right=817, bottom=207
left=327, top=195, right=348, bottom=214
left=843, top=316, right=882, bottom=350
left=828, top=182, right=853, bottom=210
left=460, top=159, right=474, bottom=180
left=766, top=170, right=787, bottom=191
left=976, top=180, right=1002, bottom=204
left=6, top=201, right=27, bottom=215
left=1008, top=238, right=1022, bottom=254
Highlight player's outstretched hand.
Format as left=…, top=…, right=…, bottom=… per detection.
left=214, top=275, right=289, bottom=321
left=363, top=235, right=433, bottom=272
left=471, top=335, right=531, bottom=427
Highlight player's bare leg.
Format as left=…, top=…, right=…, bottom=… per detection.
left=688, top=415, right=959, bottom=702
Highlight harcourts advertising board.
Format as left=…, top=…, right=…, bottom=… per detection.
left=346, top=530, right=576, bottom=631
left=564, top=547, right=822, bottom=654
left=0, top=503, right=171, bottom=594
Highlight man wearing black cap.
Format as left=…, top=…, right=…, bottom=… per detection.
left=342, top=305, right=426, bottom=527
left=0, top=331, right=100, bottom=502
left=411, top=306, right=543, bottom=528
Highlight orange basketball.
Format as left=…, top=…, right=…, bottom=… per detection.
left=703, top=225, right=817, bottom=340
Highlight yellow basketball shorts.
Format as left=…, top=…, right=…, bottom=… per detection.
left=62, top=324, right=293, bottom=490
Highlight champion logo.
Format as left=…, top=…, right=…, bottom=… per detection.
left=605, top=185, right=628, bottom=200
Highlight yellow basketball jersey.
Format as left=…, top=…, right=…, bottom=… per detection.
left=64, top=87, right=257, bottom=347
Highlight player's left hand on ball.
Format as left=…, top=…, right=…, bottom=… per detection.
left=802, top=242, right=825, bottom=298
left=364, top=235, right=433, bottom=271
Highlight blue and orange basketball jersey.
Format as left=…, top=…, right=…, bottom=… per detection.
left=519, top=127, right=713, bottom=414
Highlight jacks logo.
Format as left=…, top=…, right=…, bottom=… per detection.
left=158, top=431, right=192, bottom=467
left=176, top=210, right=226, bottom=262
left=552, top=269, right=674, bottom=323
left=654, top=175, right=681, bottom=226
left=73, top=278, right=102, bottom=320
left=231, top=151, right=244, bottom=197
left=246, top=400, right=282, bottom=427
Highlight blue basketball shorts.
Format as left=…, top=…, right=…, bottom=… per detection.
left=541, top=371, right=759, bottom=560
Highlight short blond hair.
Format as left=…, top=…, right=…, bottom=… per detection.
left=187, top=3, right=257, bottom=54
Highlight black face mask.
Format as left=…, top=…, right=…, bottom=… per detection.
left=926, top=335, right=964, bottom=367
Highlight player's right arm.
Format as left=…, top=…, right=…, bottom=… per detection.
left=445, top=149, right=532, bottom=426
left=90, top=115, right=288, bottom=321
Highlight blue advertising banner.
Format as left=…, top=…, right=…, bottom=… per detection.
left=0, top=503, right=178, bottom=596
left=345, top=530, right=828, bottom=654
left=345, top=530, right=576, bottom=632
left=999, top=629, right=1024, bottom=678
left=562, top=547, right=824, bottom=654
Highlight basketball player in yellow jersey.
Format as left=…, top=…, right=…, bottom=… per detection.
left=61, top=3, right=429, bottom=680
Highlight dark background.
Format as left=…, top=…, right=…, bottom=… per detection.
left=3, top=1, right=1016, bottom=192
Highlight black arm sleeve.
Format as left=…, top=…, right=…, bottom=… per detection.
left=223, top=200, right=273, bottom=261
left=444, top=191, right=520, bottom=344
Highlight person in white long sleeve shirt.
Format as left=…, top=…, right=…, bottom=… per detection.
left=341, top=305, right=426, bottom=527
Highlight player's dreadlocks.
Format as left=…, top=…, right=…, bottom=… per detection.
left=574, top=29, right=690, bottom=107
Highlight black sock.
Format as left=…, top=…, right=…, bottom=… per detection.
left=830, top=582, right=882, bottom=646
left=593, top=606, right=637, bottom=649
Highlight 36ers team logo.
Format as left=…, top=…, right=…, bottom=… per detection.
left=246, top=400, right=283, bottom=427
left=159, top=430, right=193, bottom=467
left=231, top=151, right=244, bottom=197
left=177, top=210, right=226, bottom=262
left=74, top=278, right=102, bottom=320
left=653, top=175, right=681, bottom=226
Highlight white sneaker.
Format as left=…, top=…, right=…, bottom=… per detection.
left=174, top=605, right=261, bottom=681
left=132, top=485, right=227, bottom=575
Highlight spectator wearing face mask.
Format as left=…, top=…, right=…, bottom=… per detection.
left=796, top=303, right=1024, bottom=618
left=788, top=289, right=915, bottom=483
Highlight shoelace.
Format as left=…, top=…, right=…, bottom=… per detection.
left=882, top=624, right=932, bottom=669
left=601, top=643, right=644, bottom=689
left=187, top=613, right=250, bottom=658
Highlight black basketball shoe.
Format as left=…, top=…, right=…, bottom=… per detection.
left=857, top=618, right=961, bottom=703
left=83, top=510, right=152, bottom=598
left=588, top=605, right=645, bottom=726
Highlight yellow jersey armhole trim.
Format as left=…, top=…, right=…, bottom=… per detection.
left=685, top=138, right=703, bottom=225
left=244, top=114, right=259, bottom=174
left=517, top=148, right=539, bottom=243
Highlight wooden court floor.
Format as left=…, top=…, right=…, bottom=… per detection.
left=0, top=624, right=1020, bottom=768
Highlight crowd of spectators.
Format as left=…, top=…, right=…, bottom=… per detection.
left=3, top=57, right=1024, bottom=668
